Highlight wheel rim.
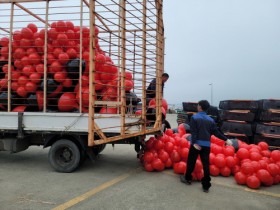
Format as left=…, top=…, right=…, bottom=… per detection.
left=55, top=147, right=74, bottom=166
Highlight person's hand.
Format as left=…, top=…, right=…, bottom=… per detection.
left=226, top=139, right=233, bottom=146
left=193, top=144, right=201, bottom=150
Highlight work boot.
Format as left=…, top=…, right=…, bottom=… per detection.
left=203, top=188, right=209, bottom=193
left=201, top=176, right=211, bottom=192
left=180, top=175, right=191, bottom=185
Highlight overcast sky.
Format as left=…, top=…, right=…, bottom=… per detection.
left=163, top=0, right=280, bottom=106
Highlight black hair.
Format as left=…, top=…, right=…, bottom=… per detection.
left=198, top=100, right=210, bottom=111
left=162, top=73, right=169, bottom=78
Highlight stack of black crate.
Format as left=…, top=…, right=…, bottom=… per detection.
left=177, top=102, right=198, bottom=125
left=255, top=99, right=280, bottom=149
left=177, top=102, right=220, bottom=126
left=219, top=100, right=259, bottom=144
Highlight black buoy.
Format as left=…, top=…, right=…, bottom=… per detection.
left=0, top=60, right=8, bottom=79
left=66, top=58, right=86, bottom=81
left=40, top=78, right=64, bottom=98
left=27, top=93, right=40, bottom=111
left=0, top=92, right=25, bottom=109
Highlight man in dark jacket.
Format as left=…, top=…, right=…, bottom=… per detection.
left=180, top=100, right=232, bottom=192
left=146, top=73, right=169, bottom=106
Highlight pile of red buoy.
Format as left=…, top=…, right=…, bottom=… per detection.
left=141, top=124, right=280, bottom=189
left=0, top=22, right=134, bottom=112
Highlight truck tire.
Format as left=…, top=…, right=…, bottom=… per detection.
left=48, top=139, right=81, bottom=173
left=92, top=144, right=106, bottom=155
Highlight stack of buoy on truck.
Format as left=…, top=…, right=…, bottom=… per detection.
left=0, top=21, right=138, bottom=113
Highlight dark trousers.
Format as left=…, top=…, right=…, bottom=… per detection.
left=135, top=141, right=141, bottom=153
left=185, top=145, right=211, bottom=190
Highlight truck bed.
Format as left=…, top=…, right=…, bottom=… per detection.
left=0, top=112, right=142, bottom=134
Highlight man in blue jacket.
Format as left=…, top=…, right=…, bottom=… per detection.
left=180, top=100, right=232, bottom=192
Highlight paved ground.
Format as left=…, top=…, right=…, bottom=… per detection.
left=0, top=114, right=279, bottom=210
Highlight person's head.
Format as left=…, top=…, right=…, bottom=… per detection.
left=197, top=100, right=210, bottom=112
left=162, top=73, right=169, bottom=83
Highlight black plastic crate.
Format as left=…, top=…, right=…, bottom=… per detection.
left=258, top=99, right=280, bottom=110
left=206, top=106, right=220, bottom=123
left=257, top=110, right=280, bottom=122
left=179, top=111, right=196, bottom=123
left=220, top=110, right=255, bottom=122
left=219, top=100, right=258, bottom=111
left=255, top=123, right=280, bottom=135
left=176, top=111, right=190, bottom=124
left=254, top=134, right=280, bottom=147
left=182, top=102, right=198, bottom=112
left=209, top=115, right=219, bottom=123
left=221, top=121, right=253, bottom=136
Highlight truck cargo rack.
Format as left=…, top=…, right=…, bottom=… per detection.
left=0, top=0, right=165, bottom=146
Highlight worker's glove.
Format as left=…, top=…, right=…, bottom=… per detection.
left=193, top=143, right=201, bottom=150
left=226, top=139, right=233, bottom=146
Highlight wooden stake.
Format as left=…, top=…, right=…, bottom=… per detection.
left=88, top=0, right=96, bottom=147
left=7, top=2, right=14, bottom=112
left=120, top=0, right=126, bottom=136
left=155, top=0, right=164, bottom=129
left=43, top=0, right=49, bottom=112
left=142, top=0, right=147, bottom=131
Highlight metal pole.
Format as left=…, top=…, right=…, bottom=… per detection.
left=209, top=83, right=213, bottom=105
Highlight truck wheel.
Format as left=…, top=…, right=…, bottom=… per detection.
left=48, top=139, right=81, bottom=173
left=92, top=144, right=106, bottom=155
